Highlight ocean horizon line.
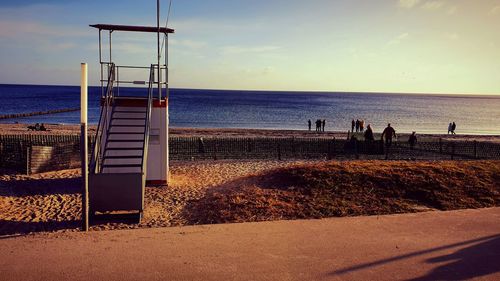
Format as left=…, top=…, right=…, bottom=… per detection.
left=0, top=83, right=499, bottom=99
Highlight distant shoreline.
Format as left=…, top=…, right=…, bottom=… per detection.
left=0, top=123, right=499, bottom=143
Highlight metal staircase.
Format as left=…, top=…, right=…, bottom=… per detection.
left=102, top=106, right=148, bottom=173
left=88, top=64, right=154, bottom=219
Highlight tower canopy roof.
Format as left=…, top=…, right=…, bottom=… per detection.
left=90, top=24, right=174, bottom=34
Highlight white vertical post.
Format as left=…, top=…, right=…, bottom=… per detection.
left=81, top=63, right=89, bottom=231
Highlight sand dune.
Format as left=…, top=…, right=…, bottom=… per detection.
left=0, top=160, right=319, bottom=235
left=1, top=159, right=499, bottom=236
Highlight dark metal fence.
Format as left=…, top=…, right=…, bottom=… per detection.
left=1, top=134, right=499, bottom=174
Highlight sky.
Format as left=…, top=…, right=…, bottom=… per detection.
left=0, top=0, right=499, bottom=95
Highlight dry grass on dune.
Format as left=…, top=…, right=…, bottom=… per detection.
left=1, top=160, right=499, bottom=235
left=184, top=161, right=500, bottom=224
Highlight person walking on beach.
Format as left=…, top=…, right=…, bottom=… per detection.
left=364, top=124, right=374, bottom=141
left=360, top=120, right=365, bottom=132
left=448, top=123, right=452, bottom=134
left=316, top=119, right=321, bottom=132
left=355, top=119, right=360, bottom=133
left=381, top=123, right=397, bottom=147
left=351, top=119, right=355, bottom=133
left=408, top=131, right=417, bottom=149
left=322, top=120, right=326, bottom=132
left=451, top=122, right=457, bottom=134
left=308, top=119, right=312, bottom=131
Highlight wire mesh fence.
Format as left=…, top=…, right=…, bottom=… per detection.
left=1, top=134, right=499, bottom=174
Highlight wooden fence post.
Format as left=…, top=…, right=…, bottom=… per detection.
left=333, top=137, right=336, bottom=158
left=355, top=139, right=359, bottom=159
left=277, top=143, right=282, bottom=160
left=213, top=142, right=218, bottom=160
left=327, top=140, right=332, bottom=160
left=474, top=141, right=477, bottom=159
left=0, top=142, right=3, bottom=167
left=451, top=142, right=455, bottom=160
left=26, top=146, right=31, bottom=175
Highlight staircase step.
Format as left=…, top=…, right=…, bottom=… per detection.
left=111, top=117, right=147, bottom=120
left=113, top=110, right=147, bottom=114
left=102, top=167, right=142, bottom=174
left=103, top=156, right=143, bottom=159
left=102, top=164, right=142, bottom=168
left=110, top=125, right=145, bottom=128
left=106, top=147, right=143, bottom=151
left=107, top=139, right=144, bottom=142
left=108, top=132, right=145, bottom=135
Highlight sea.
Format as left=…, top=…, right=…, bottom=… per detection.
left=1, top=84, right=499, bottom=135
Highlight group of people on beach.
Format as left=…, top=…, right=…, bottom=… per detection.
left=360, top=123, right=399, bottom=147
left=352, top=122, right=417, bottom=149
left=351, top=119, right=366, bottom=133
left=27, top=123, right=47, bottom=131
left=448, top=122, right=457, bottom=134
left=308, top=119, right=326, bottom=132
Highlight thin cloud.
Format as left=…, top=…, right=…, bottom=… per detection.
left=446, top=33, right=460, bottom=41
left=446, top=6, right=458, bottom=15
left=421, top=1, right=445, bottom=10
left=490, top=6, right=500, bottom=15
left=221, top=45, right=281, bottom=55
left=170, top=39, right=207, bottom=49
left=0, top=19, right=89, bottom=38
left=387, top=33, right=410, bottom=46
left=399, top=0, right=421, bottom=9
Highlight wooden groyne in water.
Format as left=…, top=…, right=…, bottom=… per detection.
left=0, top=108, right=80, bottom=120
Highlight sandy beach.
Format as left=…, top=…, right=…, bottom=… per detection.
left=0, top=160, right=322, bottom=235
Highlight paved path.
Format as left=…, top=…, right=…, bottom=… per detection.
left=1, top=208, right=499, bottom=281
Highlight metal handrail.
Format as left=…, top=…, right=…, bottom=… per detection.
left=141, top=65, right=155, bottom=176
left=90, top=63, right=115, bottom=173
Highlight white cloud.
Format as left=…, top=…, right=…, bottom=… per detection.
left=170, top=39, right=207, bottom=49
left=446, top=6, right=458, bottom=15
left=387, top=33, right=410, bottom=46
left=399, top=0, right=421, bottom=9
left=490, top=6, right=500, bottom=15
left=220, top=45, right=281, bottom=55
left=446, top=33, right=460, bottom=40
left=0, top=19, right=89, bottom=38
left=421, top=1, right=445, bottom=10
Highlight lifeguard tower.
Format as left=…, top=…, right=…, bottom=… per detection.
left=88, top=12, right=174, bottom=221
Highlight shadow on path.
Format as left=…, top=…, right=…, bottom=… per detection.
left=0, top=219, right=79, bottom=237
left=331, top=234, right=500, bottom=280
left=408, top=235, right=500, bottom=281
